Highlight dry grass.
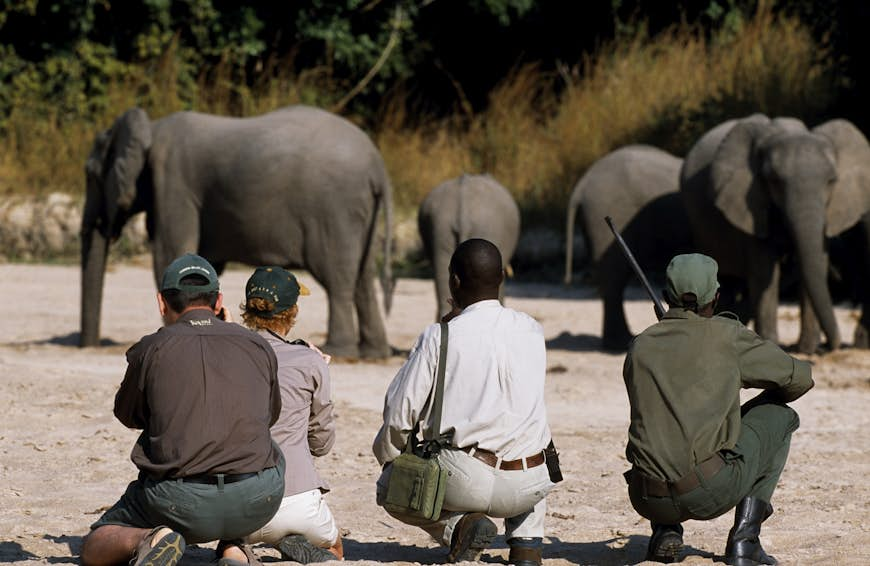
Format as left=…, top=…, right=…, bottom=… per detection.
left=378, top=7, right=836, bottom=219
left=0, top=6, right=838, bottom=229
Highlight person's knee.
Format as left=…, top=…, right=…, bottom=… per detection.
left=783, top=405, right=800, bottom=434
left=743, top=402, right=800, bottom=436
left=79, top=526, right=121, bottom=566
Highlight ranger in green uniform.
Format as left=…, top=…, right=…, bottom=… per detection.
left=622, top=253, right=814, bottom=565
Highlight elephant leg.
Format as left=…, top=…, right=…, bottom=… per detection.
left=598, top=249, right=633, bottom=351
left=323, top=285, right=360, bottom=359
left=797, top=287, right=822, bottom=353
left=853, top=216, right=870, bottom=348
left=601, top=286, right=633, bottom=351
left=748, top=253, right=781, bottom=344
left=355, top=264, right=390, bottom=359
left=855, top=310, right=870, bottom=349
left=152, top=229, right=199, bottom=286
left=305, top=239, right=363, bottom=358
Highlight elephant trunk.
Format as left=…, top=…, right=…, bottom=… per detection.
left=564, top=198, right=580, bottom=285
left=79, top=226, right=109, bottom=347
left=790, top=207, right=841, bottom=350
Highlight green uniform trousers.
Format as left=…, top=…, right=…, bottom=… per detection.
left=628, top=400, right=800, bottom=524
left=91, top=455, right=285, bottom=544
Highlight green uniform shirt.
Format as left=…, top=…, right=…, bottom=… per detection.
left=623, top=308, right=813, bottom=482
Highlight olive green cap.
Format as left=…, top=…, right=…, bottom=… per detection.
left=665, top=253, right=720, bottom=307
left=245, top=266, right=310, bottom=317
left=160, top=253, right=219, bottom=293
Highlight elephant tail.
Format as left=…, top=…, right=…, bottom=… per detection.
left=379, top=175, right=395, bottom=315
left=565, top=195, right=580, bottom=285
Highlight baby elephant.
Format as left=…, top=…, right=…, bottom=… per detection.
left=565, top=145, right=693, bottom=350
left=418, top=174, right=521, bottom=319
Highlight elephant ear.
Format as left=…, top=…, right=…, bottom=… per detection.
left=83, top=130, right=112, bottom=230
left=108, top=108, right=152, bottom=210
left=710, top=118, right=773, bottom=237
left=813, top=119, right=870, bottom=237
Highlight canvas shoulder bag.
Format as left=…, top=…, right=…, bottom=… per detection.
left=382, top=322, right=450, bottom=520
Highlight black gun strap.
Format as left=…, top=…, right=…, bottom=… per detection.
left=424, top=322, right=449, bottom=442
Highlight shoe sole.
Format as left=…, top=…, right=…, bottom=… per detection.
left=278, top=534, right=337, bottom=563
left=135, top=532, right=186, bottom=566
left=647, top=539, right=684, bottom=564
left=448, top=514, right=498, bottom=562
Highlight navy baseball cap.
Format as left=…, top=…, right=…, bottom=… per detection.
left=160, top=253, right=220, bottom=293
left=245, top=266, right=310, bottom=316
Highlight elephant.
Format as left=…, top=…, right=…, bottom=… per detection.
left=564, top=145, right=693, bottom=350
left=417, top=174, right=520, bottom=319
left=680, top=113, right=870, bottom=353
left=81, top=104, right=394, bottom=358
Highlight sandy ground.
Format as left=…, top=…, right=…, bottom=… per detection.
left=1, top=262, right=869, bottom=565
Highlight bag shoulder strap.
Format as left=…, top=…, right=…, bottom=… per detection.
left=423, top=321, right=448, bottom=442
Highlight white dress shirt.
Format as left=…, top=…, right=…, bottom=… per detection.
left=373, top=299, right=551, bottom=465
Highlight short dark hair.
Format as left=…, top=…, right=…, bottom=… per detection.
left=665, top=292, right=699, bottom=312
left=449, top=238, right=503, bottom=294
left=160, top=274, right=218, bottom=313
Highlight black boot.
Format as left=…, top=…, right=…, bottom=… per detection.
left=725, top=497, right=778, bottom=565
left=508, top=537, right=543, bottom=566
left=646, top=523, right=684, bottom=563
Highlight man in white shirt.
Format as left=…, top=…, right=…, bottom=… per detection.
left=373, top=238, right=558, bottom=566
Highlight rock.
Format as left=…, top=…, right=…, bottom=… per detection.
left=0, top=193, right=152, bottom=262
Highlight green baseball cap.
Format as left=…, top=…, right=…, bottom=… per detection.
left=160, top=253, right=220, bottom=293
left=245, top=266, right=310, bottom=316
left=665, top=253, right=720, bottom=307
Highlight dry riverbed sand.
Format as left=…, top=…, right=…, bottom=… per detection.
left=1, top=262, right=868, bottom=565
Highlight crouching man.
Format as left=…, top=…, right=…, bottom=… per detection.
left=80, top=254, right=284, bottom=566
left=623, top=253, right=814, bottom=565
left=373, top=239, right=560, bottom=565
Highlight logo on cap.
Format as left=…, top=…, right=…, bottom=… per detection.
left=245, top=266, right=310, bottom=317
left=161, top=253, right=220, bottom=293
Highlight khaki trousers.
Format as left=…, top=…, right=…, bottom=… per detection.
left=377, top=448, right=554, bottom=546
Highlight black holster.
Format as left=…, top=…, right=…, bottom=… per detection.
left=544, top=439, right=563, bottom=483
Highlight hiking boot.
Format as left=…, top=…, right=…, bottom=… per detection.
left=725, top=497, right=778, bottom=565
left=277, top=534, right=338, bottom=563
left=447, top=513, right=497, bottom=562
left=131, top=526, right=185, bottom=566
left=508, top=537, right=543, bottom=566
left=646, top=523, right=684, bottom=563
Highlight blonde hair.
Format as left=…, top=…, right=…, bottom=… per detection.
left=240, top=298, right=298, bottom=335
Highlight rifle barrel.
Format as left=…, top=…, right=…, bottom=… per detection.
left=605, top=216, right=666, bottom=320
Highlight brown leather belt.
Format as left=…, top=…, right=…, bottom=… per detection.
left=633, top=453, right=727, bottom=497
left=460, top=446, right=546, bottom=471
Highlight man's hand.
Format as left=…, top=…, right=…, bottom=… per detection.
left=216, top=306, right=232, bottom=322
left=308, top=342, right=332, bottom=365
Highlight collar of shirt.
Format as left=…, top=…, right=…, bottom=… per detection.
left=662, top=308, right=701, bottom=321
left=458, top=299, right=502, bottom=316
left=176, top=308, right=219, bottom=325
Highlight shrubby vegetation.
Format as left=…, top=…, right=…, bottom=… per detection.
left=0, top=2, right=844, bottom=231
